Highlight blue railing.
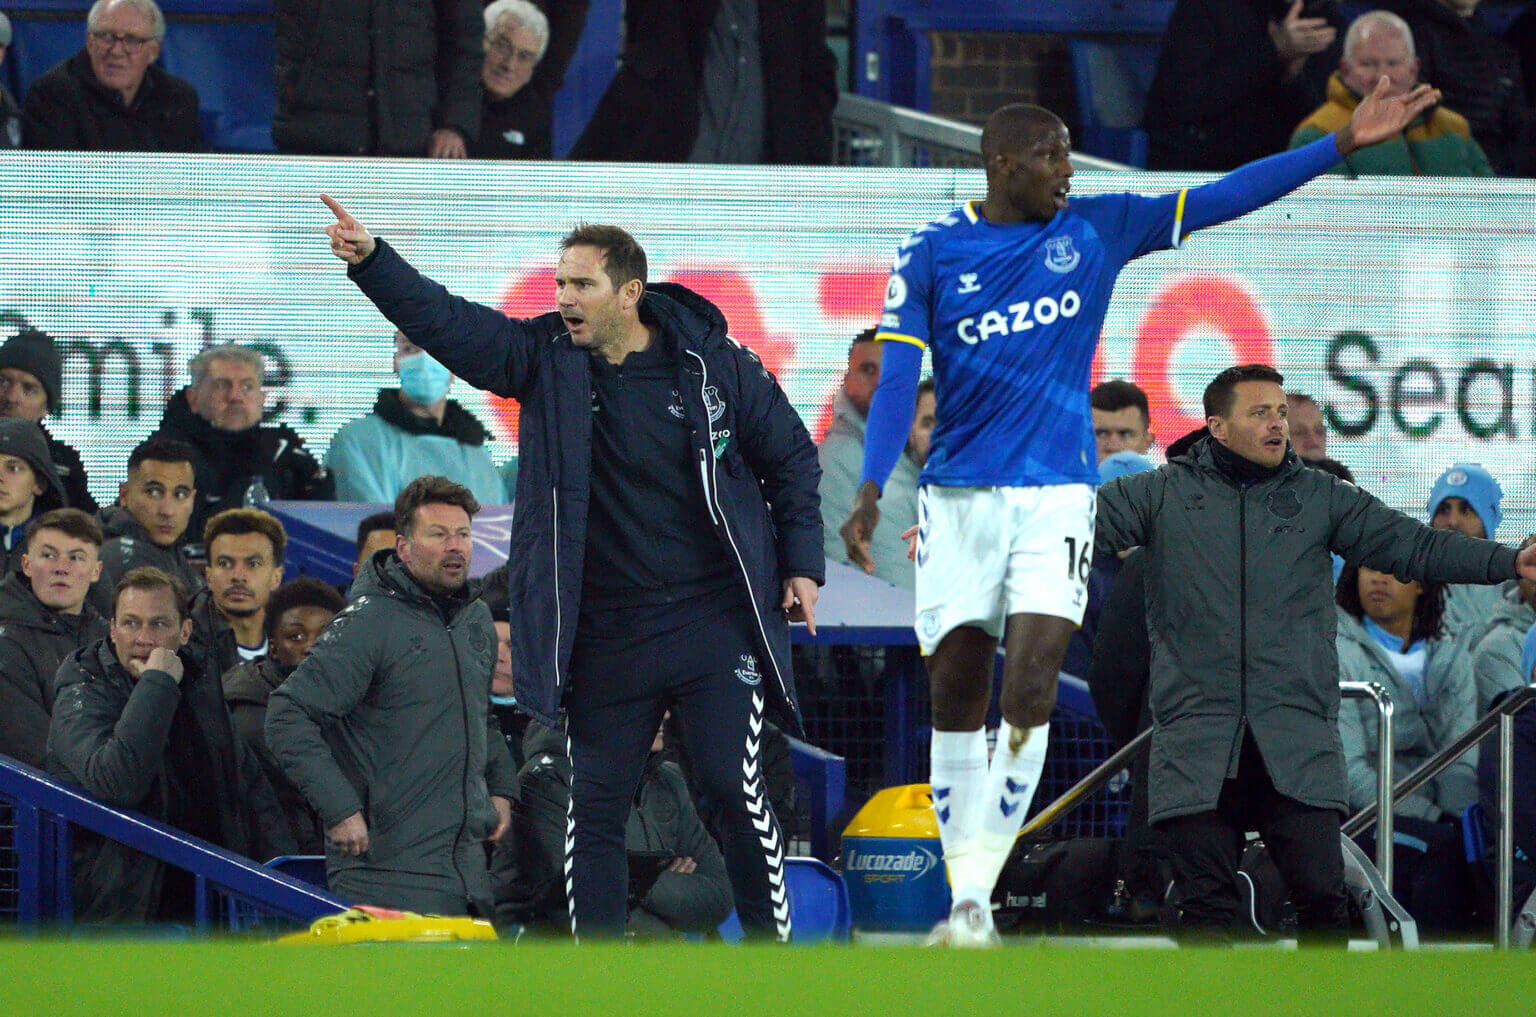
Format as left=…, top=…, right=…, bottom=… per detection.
left=0, top=755, right=346, bottom=934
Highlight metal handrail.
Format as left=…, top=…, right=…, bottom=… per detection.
left=1022, top=683, right=1396, bottom=887
left=832, top=92, right=1132, bottom=172
left=1342, top=683, right=1536, bottom=949
left=0, top=754, right=346, bottom=930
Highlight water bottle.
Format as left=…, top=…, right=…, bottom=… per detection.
left=243, top=477, right=271, bottom=507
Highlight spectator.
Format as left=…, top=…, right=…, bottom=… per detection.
left=93, top=436, right=202, bottom=613
left=472, top=0, right=588, bottom=159
left=272, top=0, right=482, bottom=156
left=21, top=0, right=200, bottom=152
left=1377, top=0, right=1531, bottom=175
left=1286, top=392, right=1328, bottom=463
left=1145, top=0, right=1344, bottom=171
left=567, top=0, right=837, bottom=164
left=0, top=328, right=95, bottom=511
left=496, top=718, right=732, bottom=937
left=152, top=343, right=331, bottom=537
left=1335, top=560, right=1478, bottom=931
left=353, top=510, right=396, bottom=579
left=478, top=561, right=527, bottom=771
left=327, top=330, right=507, bottom=506
left=223, top=576, right=343, bottom=854
left=0, top=417, right=66, bottom=576
left=0, top=509, right=107, bottom=767
left=266, top=477, right=516, bottom=918
left=0, top=14, right=19, bottom=150
left=1290, top=10, right=1492, bottom=176
left=1428, top=463, right=1506, bottom=640
left=1469, top=535, right=1536, bottom=715
left=45, top=566, right=293, bottom=923
left=1478, top=637, right=1536, bottom=925
left=1095, top=363, right=1531, bottom=943
left=821, top=330, right=919, bottom=588
left=1090, top=379, right=1154, bottom=463
left=187, top=508, right=285, bottom=682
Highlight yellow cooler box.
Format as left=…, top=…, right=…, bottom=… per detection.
left=841, top=784, right=951, bottom=932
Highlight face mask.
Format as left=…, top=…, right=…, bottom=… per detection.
left=397, top=351, right=452, bottom=406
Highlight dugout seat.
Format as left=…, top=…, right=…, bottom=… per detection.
left=717, top=857, right=852, bottom=944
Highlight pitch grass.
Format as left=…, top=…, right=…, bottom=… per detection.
left=2, top=940, right=1534, bottom=1017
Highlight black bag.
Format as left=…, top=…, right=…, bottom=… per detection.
left=992, top=838, right=1122, bottom=932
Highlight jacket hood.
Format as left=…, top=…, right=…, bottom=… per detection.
left=372, top=388, right=491, bottom=446
left=221, top=654, right=289, bottom=706
left=1182, top=434, right=1303, bottom=481
left=61, top=637, right=132, bottom=692
left=1482, top=582, right=1535, bottom=633
left=638, top=283, right=730, bottom=353
left=0, top=418, right=64, bottom=512
left=0, top=569, right=100, bottom=634
left=352, top=548, right=483, bottom=616
left=98, top=504, right=148, bottom=541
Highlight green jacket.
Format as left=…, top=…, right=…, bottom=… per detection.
left=1096, top=438, right=1517, bottom=823
left=1289, top=72, right=1493, bottom=177
left=1334, top=608, right=1477, bottom=821
left=265, top=551, right=517, bottom=916
left=1470, top=584, right=1536, bottom=717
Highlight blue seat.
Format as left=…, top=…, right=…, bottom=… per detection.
left=265, top=854, right=328, bottom=888
left=717, top=856, right=852, bottom=944
left=1463, top=802, right=1489, bottom=865
left=1068, top=38, right=1161, bottom=168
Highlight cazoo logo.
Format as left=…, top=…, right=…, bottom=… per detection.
left=957, top=291, right=1081, bottom=345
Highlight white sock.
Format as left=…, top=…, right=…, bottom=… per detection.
left=957, top=722, right=1050, bottom=908
left=928, top=728, right=989, bottom=904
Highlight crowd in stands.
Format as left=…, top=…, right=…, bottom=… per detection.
left=2, top=0, right=1535, bottom=941
left=1148, top=0, right=1536, bottom=177
left=0, top=0, right=837, bottom=163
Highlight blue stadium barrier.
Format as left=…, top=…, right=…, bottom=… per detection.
left=0, top=753, right=347, bottom=933
left=788, top=737, right=845, bottom=862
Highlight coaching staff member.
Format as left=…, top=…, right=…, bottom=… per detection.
left=266, top=476, right=517, bottom=919
left=1094, top=364, right=1536, bottom=943
left=319, top=197, right=823, bottom=942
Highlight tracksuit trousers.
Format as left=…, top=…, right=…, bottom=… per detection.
left=563, top=599, right=792, bottom=941
left=1157, top=732, right=1350, bottom=944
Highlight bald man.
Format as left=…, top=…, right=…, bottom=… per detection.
left=841, top=87, right=1440, bottom=945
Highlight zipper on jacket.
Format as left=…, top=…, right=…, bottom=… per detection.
left=1234, top=490, right=1249, bottom=768
left=551, top=488, right=563, bottom=695
left=685, top=349, right=792, bottom=707
left=446, top=620, right=473, bottom=901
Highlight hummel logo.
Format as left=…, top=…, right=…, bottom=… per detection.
left=1005, top=778, right=1029, bottom=795
left=999, top=797, right=1020, bottom=818
left=957, top=272, right=981, bottom=294
left=933, top=787, right=951, bottom=800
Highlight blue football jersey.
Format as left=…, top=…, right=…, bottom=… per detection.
left=877, top=193, right=1189, bottom=487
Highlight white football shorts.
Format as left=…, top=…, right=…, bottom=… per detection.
left=913, top=483, right=1096, bottom=656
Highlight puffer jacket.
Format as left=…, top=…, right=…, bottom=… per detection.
left=265, top=551, right=517, bottom=915
left=1335, top=607, right=1478, bottom=821
left=1469, top=584, right=1536, bottom=716
left=346, top=240, right=823, bottom=735
left=271, top=0, right=483, bottom=155
left=1096, top=437, right=1518, bottom=823
left=0, top=572, right=107, bottom=767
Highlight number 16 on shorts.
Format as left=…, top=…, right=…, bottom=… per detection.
left=913, top=484, right=1096, bottom=655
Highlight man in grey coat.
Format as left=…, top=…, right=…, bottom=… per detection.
left=1095, top=364, right=1536, bottom=941
left=266, top=475, right=517, bottom=919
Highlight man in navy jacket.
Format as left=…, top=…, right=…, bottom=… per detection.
left=320, top=197, right=823, bottom=941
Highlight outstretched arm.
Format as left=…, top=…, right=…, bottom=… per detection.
left=1179, top=78, right=1441, bottom=237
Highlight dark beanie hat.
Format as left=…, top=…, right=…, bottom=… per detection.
left=0, top=329, right=62, bottom=413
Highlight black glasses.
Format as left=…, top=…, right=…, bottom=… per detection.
left=88, top=30, right=156, bottom=53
